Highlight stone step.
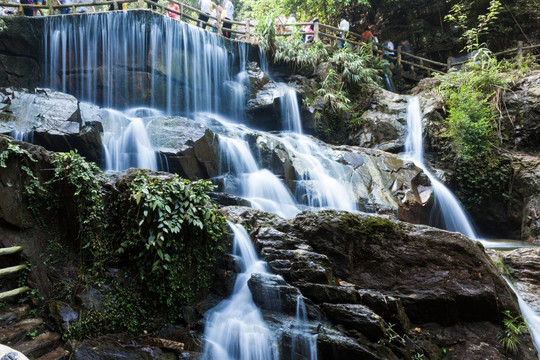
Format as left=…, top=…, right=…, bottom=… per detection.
left=0, top=264, right=27, bottom=277
left=0, top=286, right=30, bottom=300
left=14, top=331, right=61, bottom=359
left=0, top=246, right=23, bottom=256
left=35, top=346, right=69, bottom=360
left=0, top=304, right=31, bottom=328
left=0, top=318, right=43, bottom=344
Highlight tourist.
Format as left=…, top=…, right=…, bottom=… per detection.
left=57, top=0, right=72, bottom=14
left=302, top=20, right=313, bottom=43
left=20, top=0, right=33, bottom=16
left=400, top=39, right=414, bottom=70
left=209, top=5, right=218, bottom=32
left=198, top=0, right=213, bottom=29
left=222, top=0, right=233, bottom=38
left=275, top=14, right=286, bottom=33
left=287, top=13, right=296, bottom=32
left=33, top=0, right=44, bottom=16
left=167, top=0, right=179, bottom=19
left=338, top=15, right=349, bottom=48
left=383, top=39, right=395, bottom=68
left=361, top=26, right=374, bottom=42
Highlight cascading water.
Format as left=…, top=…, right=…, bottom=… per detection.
left=101, top=108, right=158, bottom=171
left=279, top=85, right=303, bottom=133
left=504, top=277, right=540, bottom=351
left=290, top=296, right=318, bottom=360
left=404, top=97, right=478, bottom=239
left=202, top=222, right=279, bottom=360
left=218, top=132, right=300, bottom=219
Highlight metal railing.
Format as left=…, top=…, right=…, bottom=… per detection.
left=1, top=0, right=538, bottom=76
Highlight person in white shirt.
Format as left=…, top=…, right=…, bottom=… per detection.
left=338, top=16, right=350, bottom=48
left=222, top=0, right=233, bottom=38
left=198, top=0, right=214, bottom=29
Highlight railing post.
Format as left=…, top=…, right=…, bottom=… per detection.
left=48, top=0, right=53, bottom=14
left=313, top=21, right=319, bottom=43
left=179, top=3, right=183, bottom=19
left=217, top=14, right=223, bottom=37
left=138, top=0, right=143, bottom=9
left=397, top=45, right=402, bottom=68
left=517, top=40, right=523, bottom=67
left=113, top=0, right=118, bottom=10
left=447, top=57, right=452, bottom=73
left=18, top=4, right=22, bottom=15
left=245, top=19, right=250, bottom=42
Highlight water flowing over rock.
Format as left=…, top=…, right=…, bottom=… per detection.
left=503, top=248, right=540, bottom=312
left=0, top=88, right=103, bottom=163
left=219, top=206, right=538, bottom=359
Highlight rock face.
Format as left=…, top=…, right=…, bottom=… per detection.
left=0, top=88, right=103, bottom=164
left=0, top=17, right=41, bottom=89
left=349, top=86, right=409, bottom=153
left=246, top=61, right=282, bottom=130
left=145, top=115, right=221, bottom=179
left=503, top=248, right=540, bottom=312
left=503, top=70, right=540, bottom=154
left=220, top=206, right=538, bottom=359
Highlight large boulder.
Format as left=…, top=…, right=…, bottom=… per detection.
left=246, top=62, right=282, bottom=130
left=0, top=88, right=103, bottom=163
left=220, top=206, right=538, bottom=359
left=349, top=86, right=409, bottom=153
left=145, top=115, right=221, bottom=179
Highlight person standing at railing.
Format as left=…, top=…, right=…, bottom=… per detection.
left=33, top=0, right=44, bottom=16
left=287, top=13, right=295, bottom=32
left=383, top=39, right=395, bottom=69
left=221, top=0, right=233, bottom=38
left=198, top=0, right=214, bottom=29
left=19, top=0, right=34, bottom=16
left=400, top=39, right=414, bottom=71
left=57, top=0, right=72, bottom=14
left=302, top=20, right=313, bottom=43
left=338, top=15, right=349, bottom=48
left=167, top=0, right=179, bottom=19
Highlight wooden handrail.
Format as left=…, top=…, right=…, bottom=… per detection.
left=1, top=0, right=537, bottom=77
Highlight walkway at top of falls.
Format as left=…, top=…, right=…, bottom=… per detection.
left=3, top=0, right=539, bottom=78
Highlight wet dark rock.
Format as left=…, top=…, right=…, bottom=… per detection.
left=72, top=338, right=176, bottom=360
left=246, top=62, right=281, bottom=131
left=45, top=301, right=78, bottom=332
left=0, top=88, right=103, bottom=163
left=321, top=303, right=387, bottom=341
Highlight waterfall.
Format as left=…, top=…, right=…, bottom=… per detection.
left=404, top=97, right=478, bottom=239
left=290, top=296, right=318, bottom=360
left=219, top=135, right=300, bottom=219
left=101, top=108, right=158, bottom=171
left=504, top=278, right=540, bottom=351
left=202, top=222, right=279, bottom=360
left=279, top=85, right=303, bottom=133
left=383, top=73, right=396, bottom=93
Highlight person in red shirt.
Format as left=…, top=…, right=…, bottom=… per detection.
left=361, top=26, right=374, bottom=42
left=167, top=0, right=179, bottom=19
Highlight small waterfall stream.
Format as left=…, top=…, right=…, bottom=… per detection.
left=404, top=97, right=478, bottom=239
left=202, top=222, right=279, bottom=360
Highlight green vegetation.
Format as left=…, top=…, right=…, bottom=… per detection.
left=115, top=173, right=226, bottom=311
left=1, top=142, right=227, bottom=339
left=498, top=310, right=527, bottom=354
left=434, top=56, right=513, bottom=212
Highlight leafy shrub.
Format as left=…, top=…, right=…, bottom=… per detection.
left=116, top=173, right=226, bottom=318
left=498, top=310, right=527, bottom=353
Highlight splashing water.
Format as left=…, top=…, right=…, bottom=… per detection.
left=201, top=222, right=279, bottom=360
left=290, top=295, right=318, bottom=360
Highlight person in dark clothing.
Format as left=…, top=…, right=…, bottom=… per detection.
left=400, top=39, right=414, bottom=71
left=20, top=0, right=34, bottom=16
